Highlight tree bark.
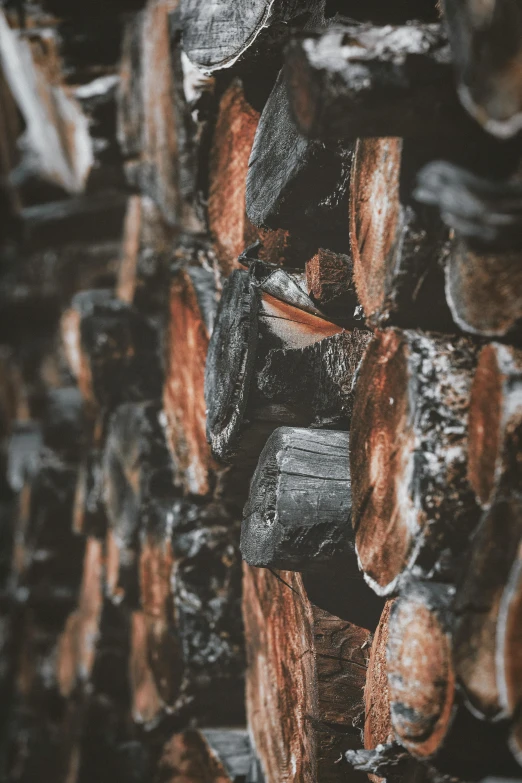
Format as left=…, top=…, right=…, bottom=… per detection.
left=350, top=328, right=480, bottom=595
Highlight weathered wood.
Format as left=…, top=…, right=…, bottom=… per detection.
left=387, top=580, right=520, bottom=779
left=243, top=563, right=370, bottom=783
left=454, top=496, right=522, bottom=720
left=208, top=78, right=315, bottom=275
left=441, top=0, right=522, bottom=138
left=0, top=9, right=93, bottom=196
left=284, top=24, right=466, bottom=141
left=468, top=344, right=522, bottom=507
left=364, top=600, right=395, bottom=783
left=388, top=582, right=455, bottom=759
left=351, top=329, right=480, bottom=595
left=179, top=0, right=324, bottom=72
left=61, top=290, right=163, bottom=416
left=241, top=428, right=352, bottom=571
left=241, top=424, right=386, bottom=628
left=305, top=248, right=359, bottom=321
left=246, top=71, right=352, bottom=238
left=103, top=401, right=176, bottom=606
left=160, top=728, right=253, bottom=782
left=118, top=1, right=208, bottom=230
left=349, top=138, right=453, bottom=330
left=206, top=269, right=370, bottom=469
left=163, top=256, right=219, bottom=496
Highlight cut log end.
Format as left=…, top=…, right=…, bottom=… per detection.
left=205, top=269, right=259, bottom=462
left=387, top=584, right=455, bottom=759
left=241, top=427, right=352, bottom=571
left=351, top=328, right=478, bottom=594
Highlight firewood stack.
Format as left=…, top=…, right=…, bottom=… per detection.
left=1, top=0, right=522, bottom=781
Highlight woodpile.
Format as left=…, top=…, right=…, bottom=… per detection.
left=0, top=0, right=522, bottom=782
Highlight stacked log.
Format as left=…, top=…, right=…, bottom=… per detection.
left=1, top=0, right=522, bottom=782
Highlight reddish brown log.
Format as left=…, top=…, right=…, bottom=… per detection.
left=454, top=497, right=522, bottom=720
left=349, top=137, right=452, bottom=330
left=305, top=248, right=358, bottom=320
left=243, top=563, right=370, bottom=783
left=388, top=583, right=455, bottom=759
left=351, top=328, right=479, bottom=595
left=57, top=537, right=104, bottom=698
left=364, top=601, right=395, bottom=769
left=116, top=195, right=175, bottom=317
left=468, top=343, right=522, bottom=508
left=163, top=259, right=218, bottom=496
left=117, top=0, right=209, bottom=230
left=387, top=581, right=519, bottom=779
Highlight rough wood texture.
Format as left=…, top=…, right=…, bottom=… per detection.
left=351, top=329, right=480, bottom=595
left=468, top=344, right=522, bottom=508
left=246, top=71, right=352, bottom=238
left=387, top=580, right=520, bottom=780
left=163, top=257, right=218, bottom=497
left=454, top=496, right=522, bottom=720
left=441, top=0, right=522, bottom=138
left=241, top=427, right=352, bottom=571
left=205, top=268, right=370, bottom=468
left=388, top=583, right=455, bottom=759
left=305, top=248, right=359, bottom=321
left=349, top=137, right=453, bottom=330
left=284, top=24, right=464, bottom=141
left=243, top=563, right=369, bottom=783
left=499, top=543, right=522, bottom=766
left=179, top=0, right=324, bottom=72
left=61, top=290, right=163, bottom=416
left=117, top=0, right=207, bottom=230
